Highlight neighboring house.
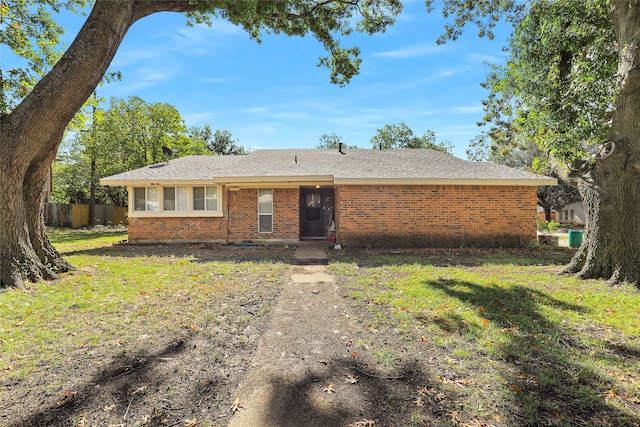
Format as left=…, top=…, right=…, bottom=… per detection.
left=556, top=202, right=585, bottom=225
left=99, top=148, right=556, bottom=248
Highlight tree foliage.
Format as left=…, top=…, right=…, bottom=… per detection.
left=52, top=96, right=210, bottom=206
left=477, top=0, right=616, bottom=168
left=370, top=122, right=453, bottom=153
left=316, top=132, right=358, bottom=149
left=190, top=124, right=249, bottom=155
left=0, top=0, right=90, bottom=112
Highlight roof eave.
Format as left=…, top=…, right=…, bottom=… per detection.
left=333, top=178, right=558, bottom=186
left=213, top=175, right=335, bottom=184
left=99, top=179, right=216, bottom=186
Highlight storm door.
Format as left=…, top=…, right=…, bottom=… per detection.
left=300, top=187, right=333, bottom=238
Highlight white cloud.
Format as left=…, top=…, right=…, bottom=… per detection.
left=468, top=53, right=504, bottom=64
left=268, top=111, right=312, bottom=121
left=203, top=77, right=228, bottom=84
left=110, top=69, right=174, bottom=94
left=374, top=43, right=448, bottom=59
left=450, top=105, right=484, bottom=114
left=245, top=106, right=269, bottom=115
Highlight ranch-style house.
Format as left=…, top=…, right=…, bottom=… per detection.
left=99, top=148, right=556, bottom=248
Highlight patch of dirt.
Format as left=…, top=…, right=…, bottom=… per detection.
left=227, top=264, right=439, bottom=427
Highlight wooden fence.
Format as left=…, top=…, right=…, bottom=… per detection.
left=45, top=203, right=127, bottom=229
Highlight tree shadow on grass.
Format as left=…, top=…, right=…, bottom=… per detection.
left=329, top=247, right=576, bottom=268
left=427, top=278, right=640, bottom=426
left=48, top=229, right=127, bottom=244
left=260, top=358, right=458, bottom=427
left=7, top=335, right=225, bottom=427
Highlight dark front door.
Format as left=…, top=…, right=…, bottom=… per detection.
left=300, top=188, right=333, bottom=238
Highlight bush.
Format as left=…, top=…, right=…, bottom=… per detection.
left=537, top=219, right=560, bottom=234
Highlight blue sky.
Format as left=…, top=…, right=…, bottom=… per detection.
left=6, top=2, right=512, bottom=159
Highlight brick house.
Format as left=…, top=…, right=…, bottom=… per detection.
left=99, top=148, right=556, bottom=248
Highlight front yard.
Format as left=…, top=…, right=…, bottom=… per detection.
left=0, top=230, right=638, bottom=426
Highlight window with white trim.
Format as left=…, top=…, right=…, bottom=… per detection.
left=163, top=186, right=189, bottom=211
left=134, top=187, right=159, bottom=211
left=258, top=188, right=273, bottom=233
left=193, top=186, right=218, bottom=211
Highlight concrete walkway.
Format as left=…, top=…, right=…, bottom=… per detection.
left=228, top=241, right=367, bottom=426
left=293, top=241, right=331, bottom=264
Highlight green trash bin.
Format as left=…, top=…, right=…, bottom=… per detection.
left=568, top=230, right=583, bottom=248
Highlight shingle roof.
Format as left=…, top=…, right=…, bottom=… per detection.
left=100, top=149, right=556, bottom=186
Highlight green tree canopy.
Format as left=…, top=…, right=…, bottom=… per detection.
left=477, top=0, right=616, bottom=168
left=370, top=122, right=453, bottom=153
left=190, top=124, right=249, bottom=155
left=52, top=96, right=210, bottom=207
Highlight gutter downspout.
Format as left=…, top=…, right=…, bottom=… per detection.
left=225, top=186, right=230, bottom=244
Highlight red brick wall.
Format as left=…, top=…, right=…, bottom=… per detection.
left=227, top=188, right=299, bottom=241
left=335, top=185, right=537, bottom=248
left=128, top=187, right=299, bottom=243
left=128, top=184, right=536, bottom=248
left=128, top=216, right=226, bottom=241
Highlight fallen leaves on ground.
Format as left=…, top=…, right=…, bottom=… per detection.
left=131, top=385, right=148, bottom=395
left=508, top=384, right=523, bottom=394
left=56, top=391, right=77, bottom=407
left=347, top=420, right=375, bottom=427
left=231, top=396, right=242, bottom=413
left=323, top=383, right=336, bottom=393
left=345, top=374, right=359, bottom=384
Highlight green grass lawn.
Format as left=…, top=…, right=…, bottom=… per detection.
left=329, top=249, right=640, bottom=427
left=1, top=231, right=638, bottom=426
left=0, top=229, right=288, bottom=381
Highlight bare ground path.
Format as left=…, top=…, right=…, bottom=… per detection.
left=228, top=242, right=378, bottom=427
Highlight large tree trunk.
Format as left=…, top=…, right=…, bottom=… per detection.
left=566, top=1, right=640, bottom=285
left=0, top=0, right=199, bottom=288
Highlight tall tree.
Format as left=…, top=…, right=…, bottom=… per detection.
left=0, top=0, right=402, bottom=288
left=370, top=122, right=453, bottom=153
left=435, top=0, right=639, bottom=284
left=190, top=125, right=249, bottom=155
left=53, top=97, right=207, bottom=208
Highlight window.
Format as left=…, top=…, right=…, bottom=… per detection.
left=134, top=187, right=159, bottom=211
left=131, top=185, right=222, bottom=217
left=164, top=187, right=188, bottom=211
left=258, top=188, right=273, bottom=233
left=193, top=186, right=218, bottom=211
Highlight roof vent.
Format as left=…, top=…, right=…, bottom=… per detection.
left=338, top=142, right=344, bottom=154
